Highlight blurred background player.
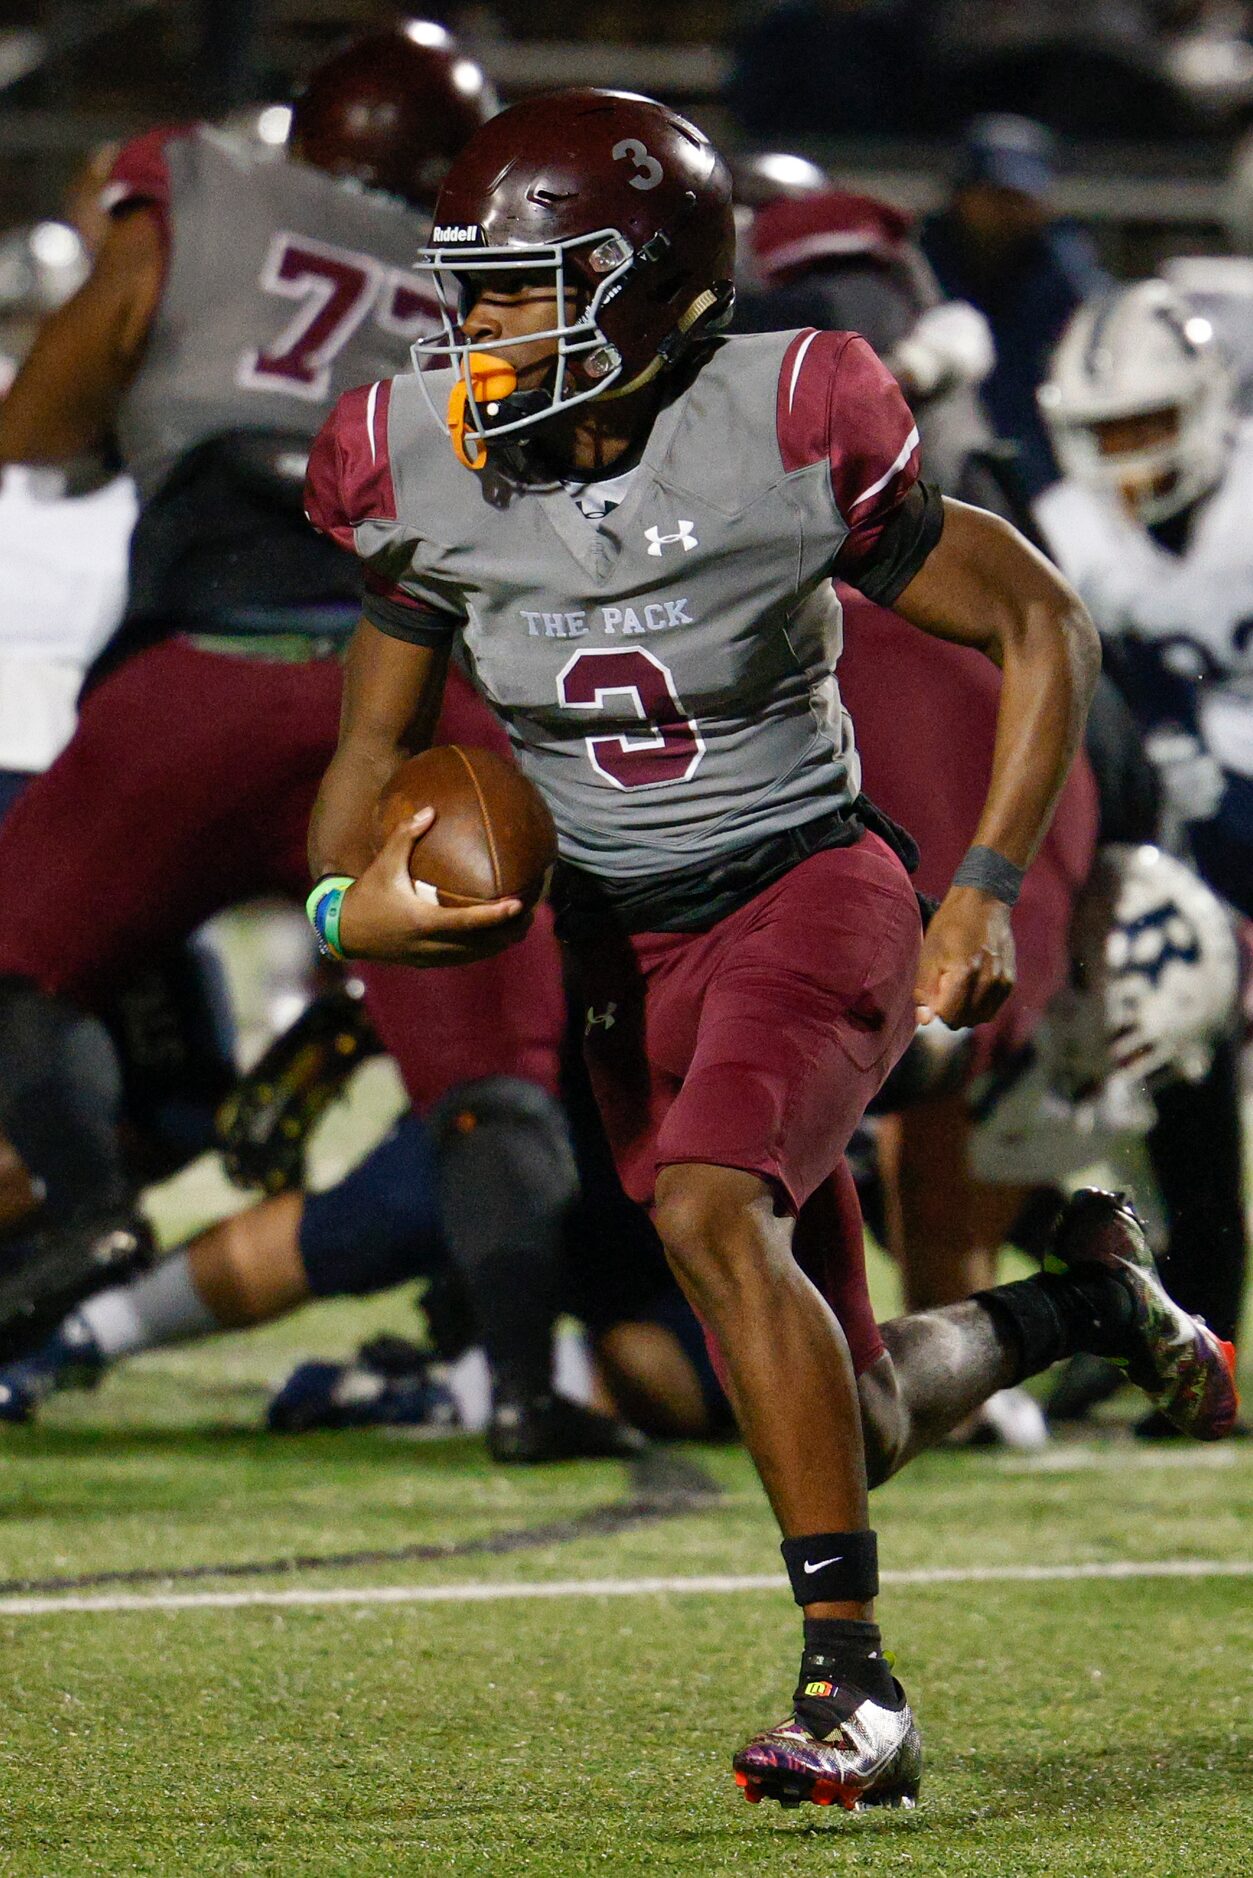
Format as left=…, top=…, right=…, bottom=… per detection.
left=0, top=22, right=619, bottom=1461
left=920, top=114, right=1108, bottom=498
left=1036, top=278, right=1253, bottom=915
left=731, top=164, right=1009, bottom=510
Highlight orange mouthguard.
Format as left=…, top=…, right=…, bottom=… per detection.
left=447, top=351, right=518, bottom=470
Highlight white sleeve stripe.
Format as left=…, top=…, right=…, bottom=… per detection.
left=847, top=424, right=920, bottom=512
left=365, top=380, right=380, bottom=467
left=786, top=329, right=821, bottom=414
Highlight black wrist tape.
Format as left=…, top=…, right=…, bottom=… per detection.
left=781, top=1529, right=879, bottom=1605
left=952, top=843, right=1026, bottom=907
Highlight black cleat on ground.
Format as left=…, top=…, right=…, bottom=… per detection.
left=487, top=1392, right=648, bottom=1465
left=1049, top=1188, right=1239, bottom=1441
left=215, top=981, right=382, bottom=1194
left=0, top=1316, right=106, bottom=1424
left=0, top=1209, right=155, bottom=1367
left=733, top=1687, right=922, bottom=1812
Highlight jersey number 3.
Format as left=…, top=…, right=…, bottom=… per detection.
left=239, top=233, right=436, bottom=401
left=557, top=648, right=705, bottom=789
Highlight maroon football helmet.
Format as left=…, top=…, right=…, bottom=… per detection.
left=729, top=151, right=830, bottom=212
left=414, top=88, right=735, bottom=453
left=289, top=21, right=496, bottom=209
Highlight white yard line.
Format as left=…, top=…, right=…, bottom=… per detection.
left=0, top=1558, right=1249, bottom=1619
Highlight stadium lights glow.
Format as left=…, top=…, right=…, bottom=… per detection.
left=404, top=20, right=452, bottom=48
left=256, top=105, right=292, bottom=147
left=755, top=154, right=826, bottom=191
left=452, top=59, right=484, bottom=97
left=28, top=222, right=81, bottom=268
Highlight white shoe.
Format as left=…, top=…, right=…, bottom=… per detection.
left=972, top=1385, right=1050, bottom=1452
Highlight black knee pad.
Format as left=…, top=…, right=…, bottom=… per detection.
left=426, top=1078, right=577, bottom=1398
left=0, top=977, right=129, bottom=1219
left=427, top=1076, right=578, bottom=1251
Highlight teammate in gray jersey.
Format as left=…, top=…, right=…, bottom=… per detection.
left=0, top=29, right=635, bottom=1465
left=306, top=91, right=1237, bottom=1811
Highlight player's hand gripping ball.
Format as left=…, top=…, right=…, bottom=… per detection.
left=336, top=746, right=556, bottom=967
left=374, top=744, right=557, bottom=911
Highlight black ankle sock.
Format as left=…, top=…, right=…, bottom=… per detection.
left=975, top=1269, right=1137, bottom=1384
left=794, top=1618, right=902, bottom=1733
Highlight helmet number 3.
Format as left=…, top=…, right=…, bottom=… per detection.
left=612, top=137, right=664, bottom=191
left=557, top=647, right=705, bottom=789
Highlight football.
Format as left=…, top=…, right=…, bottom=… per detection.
left=374, top=744, right=558, bottom=909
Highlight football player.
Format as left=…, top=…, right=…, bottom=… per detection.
left=0, top=1045, right=693, bottom=1449
left=1035, top=278, right=1253, bottom=917
left=733, top=176, right=1003, bottom=510
left=303, top=92, right=1237, bottom=1810
left=0, top=26, right=601, bottom=1459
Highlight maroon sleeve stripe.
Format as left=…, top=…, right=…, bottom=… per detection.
left=304, top=380, right=399, bottom=553
left=775, top=326, right=923, bottom=578
left=845, top=420, right=921, bottom=512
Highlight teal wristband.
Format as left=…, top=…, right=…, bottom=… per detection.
left=306, top=875, right=355, bottom=961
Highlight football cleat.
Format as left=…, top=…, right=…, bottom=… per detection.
left=215, top=982, right=382, bottom=1194
left=1049, top=1188, right=1239, bottom=1440
left=732, top=1686, right=922, bottom=1811
left=266, top=1340, right=460, bottom=1433
left=487, top=1392, right=648, bottom=1464
left=0, top=1317, right=106, bottom=1424
left=0, top=1209, right=154, bottom=1366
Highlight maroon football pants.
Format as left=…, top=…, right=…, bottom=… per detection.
left=0, top=638, right=562, bottom=1107
left=567, top=835, right=924, bottom=1374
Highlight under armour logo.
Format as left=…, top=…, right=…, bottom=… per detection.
left=645, top=520, right=697, bottom=556
left=586, top=1002, right=618, bottom=1032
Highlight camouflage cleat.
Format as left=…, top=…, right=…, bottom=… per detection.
left=732, top=1687, right=922, bottom=1812
left=1050, top=1188, right=1239, bottom=1441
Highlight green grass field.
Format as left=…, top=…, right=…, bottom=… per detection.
left=1, top=1231, right=1250, bottom=1877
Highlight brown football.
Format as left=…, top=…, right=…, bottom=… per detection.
left=374, top=744, right=558, bottom=909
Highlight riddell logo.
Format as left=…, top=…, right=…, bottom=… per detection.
left=433, top=223, right=481, bottom=244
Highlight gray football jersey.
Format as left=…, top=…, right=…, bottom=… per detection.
left=307, top=327, right=923, bottom=879
left=106, top=125, right=437, bottom=503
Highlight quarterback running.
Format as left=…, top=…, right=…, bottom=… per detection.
left=305, top=91, right=1237, bottom=1810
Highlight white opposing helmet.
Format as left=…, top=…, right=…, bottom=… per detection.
left=971, top=844, right=1239, bottom=1185
left=1038, top=279, right=1234, bottom=524
left=1055, top=843, right=1239, bottom=1090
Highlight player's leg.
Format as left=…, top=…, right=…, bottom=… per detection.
left=656, top=1160, right=875, bottom=1533
left=589, top=837, right=923, bottom=1808
left=0, top=1114, right=444, bottom=1420
left=1145, top=1036, right=1247, bottom=1352
left=884, top=1093, right=1048, bottom=1448
left=0, top=642, right=331, bottom=1232
left=855, top=1185, right=1240, bottom=1483
left=290, top=663, right=578, bottom=1455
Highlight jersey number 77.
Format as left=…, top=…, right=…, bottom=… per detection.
left=238, top=232, right=438, bottom=402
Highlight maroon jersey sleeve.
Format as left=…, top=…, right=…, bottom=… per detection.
left=305, top=381, right=465, bottom=645
left=776, top=328, right=925, bottom=585
left=99, top=127, right=190, bottom=244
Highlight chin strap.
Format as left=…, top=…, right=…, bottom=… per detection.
left=596, top=287, right=724, bottom=403
left=447, top=351, right=518, bottom=470
left=444, top=283, right=731, bottom=466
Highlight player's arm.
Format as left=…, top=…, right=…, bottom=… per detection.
left=308, top=619, right=524, bottom=966
left=891, top=497, right=1100, bottom=1027
left=0, top=207, right=162, bottom=465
